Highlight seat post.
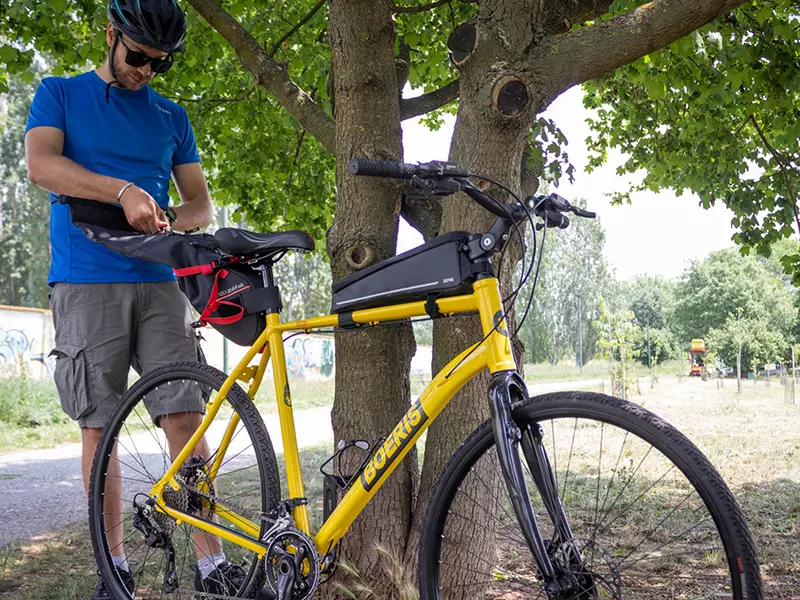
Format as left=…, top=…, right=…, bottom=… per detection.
left=256, top=261, right=282, bottom=315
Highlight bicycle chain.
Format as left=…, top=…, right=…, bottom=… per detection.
left=173, top=587, right=248, bottom=600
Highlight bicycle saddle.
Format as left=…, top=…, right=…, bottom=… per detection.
left=214, top=228, right=315, bottom=256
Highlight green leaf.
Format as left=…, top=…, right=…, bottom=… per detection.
left=645, top=77, right=665, bottom=99
left=0, top=45, right=18, bottom=63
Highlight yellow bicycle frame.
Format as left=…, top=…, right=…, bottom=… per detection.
left=149, top=276, right=516, bottom=559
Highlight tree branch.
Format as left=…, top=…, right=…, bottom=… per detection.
left=268, top=0, right=326, bottom=57
left=399, top=79, right=460, bottom=120
left=541, top=0, right=613, bottom=35
left=395, top=0, right=451, bottom=13
left=749, top=114, right=800, bottom=239
left=187, top=0, right=335, bottom=154
left=165, top=87, right=255, bottom=104
left=534, top=0, right=750, bottom=98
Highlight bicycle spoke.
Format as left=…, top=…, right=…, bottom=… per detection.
left=428, top=410, right=748, bottom=600
left=560, top=417, right=577, bottom=500
left=92, top=369, right=276, bottom=600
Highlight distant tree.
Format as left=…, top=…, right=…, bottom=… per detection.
left=672, top=248, right=795, bottom=346
left=595, top=297, right=640, bottom=398
left=622, top=275, right=680, bottom=366
left=274, top=249, right=332, bottom=322
left=623, top=275, right=677, bottom=330
left=707, top=308, right=787, bottom=378
left=632, top=326, right=680, bottom=368
left=0, top=70, right=50, bottom=308
left=517, top=200, right=611, bottom=365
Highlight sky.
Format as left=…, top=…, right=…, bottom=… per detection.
left=399, top=86, right=740, bottom=281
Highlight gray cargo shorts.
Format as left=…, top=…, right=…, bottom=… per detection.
left=49, top=281, right=205, bottom=429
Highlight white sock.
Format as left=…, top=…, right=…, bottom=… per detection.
left=112, top=554, right=130, bottom=573
left=197, top=553, right=227, bottom=580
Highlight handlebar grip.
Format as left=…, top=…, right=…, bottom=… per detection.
left=573, top=208, right=596, bottom=218
left=347, top=158, right=417, bottom=179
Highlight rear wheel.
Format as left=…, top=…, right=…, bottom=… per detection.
left=419, top=391, right=761, bottom=600
left=89, top=361, right=281, bottom=599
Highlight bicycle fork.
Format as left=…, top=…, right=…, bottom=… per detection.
left=489, top=371, right=586, bottom=598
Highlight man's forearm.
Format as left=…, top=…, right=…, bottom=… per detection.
left=173, top=197, right=212, bottom=232
left=28, top=153, right=128, bottom=203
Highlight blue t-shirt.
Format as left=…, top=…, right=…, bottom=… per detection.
left=25, top=71, right=201, bottom=285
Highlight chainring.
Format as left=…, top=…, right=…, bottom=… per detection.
left=264, top=528, right=321, bottom=600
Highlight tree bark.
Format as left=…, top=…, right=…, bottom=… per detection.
left=325, top=0, right=417, bottom=594
left=405, top=0, right=548, bottom=570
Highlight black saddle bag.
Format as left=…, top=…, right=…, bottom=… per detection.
left=62, top=196, right=273, bottom=346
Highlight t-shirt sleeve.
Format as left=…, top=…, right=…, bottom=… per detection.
left=25, top=77, right=66, bottom=134
left=173, top=108, right=201, bottom=167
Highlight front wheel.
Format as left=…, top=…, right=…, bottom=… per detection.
left=419, top=391, right=761, bottom=600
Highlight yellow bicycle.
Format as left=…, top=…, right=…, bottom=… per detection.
left=88, top=159, right=762, bottom=600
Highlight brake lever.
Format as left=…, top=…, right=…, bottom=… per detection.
left=570, top=206, right=596, bottom=218
left=406, top=175, right=463, bottom=197
left=535, top=211, right=569, bottom=230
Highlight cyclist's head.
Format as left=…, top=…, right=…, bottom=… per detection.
left=104, top=0, right=185, bottom=91
left=107, top=0, right=186, bottom=54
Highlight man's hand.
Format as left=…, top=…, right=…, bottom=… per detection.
left=119, top=186, right=170, bottom=234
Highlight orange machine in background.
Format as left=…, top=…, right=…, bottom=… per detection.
left=689, top=338, right=706, bottom=377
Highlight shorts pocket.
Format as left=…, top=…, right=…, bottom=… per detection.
left=49, top=343, right=94, bottom=420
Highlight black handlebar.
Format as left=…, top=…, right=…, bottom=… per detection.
left=348, top=157, right=596, bottom=226
left=572, top=207, right=596, bottom=218
left=348, top=158, right=471, bottom=179
left=347, top=158, right=418, bottom=179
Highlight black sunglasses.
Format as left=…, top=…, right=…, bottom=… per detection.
left=117, top=35, right=174, bottom=74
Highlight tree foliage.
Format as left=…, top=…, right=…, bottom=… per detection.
left=517, top=200, right=611, bottom=365
left=0, top=67, right=50, bottom=308
left=707, top=309, right=788, bottom=373
left=671, top=248, right=795, bottom=346
left=585, top=0, right=800, bottom=280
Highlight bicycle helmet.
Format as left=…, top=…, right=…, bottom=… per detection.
left=107, top=0, right=186, bottom=54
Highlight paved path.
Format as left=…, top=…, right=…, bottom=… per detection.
left=0, top=378, right=603, bottom=548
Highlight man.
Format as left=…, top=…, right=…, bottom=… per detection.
left=25, top=1, right=244, bottom=597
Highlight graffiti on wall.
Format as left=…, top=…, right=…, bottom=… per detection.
left=286, top=336, right=335, bottom=379
left=0, top=307, right=56, bottom=378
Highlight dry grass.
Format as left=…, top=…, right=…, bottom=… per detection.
left=619, top=377, right=800, bottom=598
left=0, top=377, right=798, bottom=598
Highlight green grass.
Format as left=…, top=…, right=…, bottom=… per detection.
left=523, top=358, right=688, bottom=382
left=0, top=377, right=79, bottom=453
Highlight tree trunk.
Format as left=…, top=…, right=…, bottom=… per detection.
left=405, top=0, right=549, bottom=575
left=737, top=342, right=742, bottom=394
left=325, top=1, right=417, bottom=594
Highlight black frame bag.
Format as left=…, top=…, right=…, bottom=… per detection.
left=63, top=196, right=274, bottom=346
